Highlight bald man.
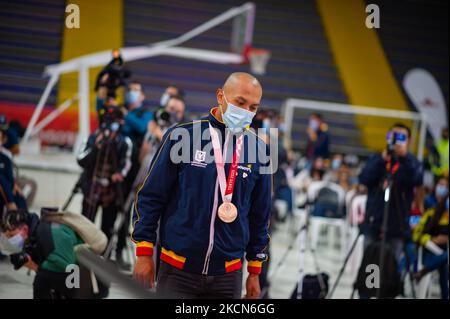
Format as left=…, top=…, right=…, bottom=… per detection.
left=132, top=73, right=272, bottom=299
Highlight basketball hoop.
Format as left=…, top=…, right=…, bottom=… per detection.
left=246, top=48, right=271, bottom=75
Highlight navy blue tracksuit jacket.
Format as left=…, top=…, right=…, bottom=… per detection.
left=132, top=108, right=272, bottom=276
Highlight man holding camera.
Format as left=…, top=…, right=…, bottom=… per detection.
left=159, top=84, right=185, bottom=108
left=77, top=105, right=133, bottom=252
left=359, top=123, right=423, bottom=261
left=148, top=94, right=186, bottom=144
left=0, top=209, right=108, bottom=299
left=124, top=94, right=186, bottom=238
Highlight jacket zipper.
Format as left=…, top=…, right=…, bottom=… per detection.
left=202, top=178, right=219, bottom=275
left=202, top=128, right=230, bottom=275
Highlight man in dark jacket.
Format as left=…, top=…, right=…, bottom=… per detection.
left=77, top=105, right=133, bottom=246
left=359, top=123, right=423, bottom=261
left=0, top=127, right=27, bottom=215
left=132, top=72, right=272, bottom=299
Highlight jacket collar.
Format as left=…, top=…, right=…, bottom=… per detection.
left=208, top=107, right=225, bottom=129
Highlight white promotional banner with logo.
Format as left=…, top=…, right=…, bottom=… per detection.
left=403, top=68, right=448, bottom=144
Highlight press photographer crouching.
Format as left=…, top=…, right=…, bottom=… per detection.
left=77, top=103, right=133, bottom=252
left=356, top=123, right=423, bottom=298
left=0, top=208, right=108, bottom=299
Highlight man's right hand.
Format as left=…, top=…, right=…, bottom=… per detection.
left=382, top=149, right=392, bottom=162
left=95, top=133, right=104, bottom=148
left=133, top=256, right=155, bottom=288
left=6, top=202, right=18, bottom=211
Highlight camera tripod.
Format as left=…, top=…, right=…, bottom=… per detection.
left=328, top=156, right=417, bottom=299
left=63, top=132, right=128, bottom=260
left=261, top=203, right=327, bottom=299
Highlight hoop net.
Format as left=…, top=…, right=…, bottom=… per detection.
left=246, top=48, right=271, bottom=75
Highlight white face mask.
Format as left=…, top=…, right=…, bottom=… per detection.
left=0, top=233, right=24, bottom=255
left=160, top=93, right=170, bottom=107
left=220, top=93, right=256, bottom=134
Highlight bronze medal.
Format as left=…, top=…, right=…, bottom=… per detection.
left=218, top=202, right=238, bottom=223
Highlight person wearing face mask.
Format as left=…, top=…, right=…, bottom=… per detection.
left=115, top=82, right=154, bottom=270
left=147, top=95, right=186, bottom=144
left=123, top=95, right=187, bottom=245
left=0, top=209, right=109, bottom=299
left=326, top=153, right=343, bottom=183
left=356, top=123, right=423, bottom=298
left=424, top=177, right=449, bottom=210
left=413, top=194, right=448, bottom=299
left=305, top=113, right=330, bottom=161
left=132, top=72, right=271, bottom=299
left=159, top=84, right=184, bottom=108
left=122, top=82, right=154, bottom=150
left=77, top=105, right=133, bottom=270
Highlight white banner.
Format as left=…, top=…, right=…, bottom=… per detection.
left=403, top=68, right=448, bottom=143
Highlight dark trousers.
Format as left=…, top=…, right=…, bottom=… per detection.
left=116, top=208, right=130, bottom=255
left=33, top=268, right=108, bottom=299
left=156, top=261, right=243, bottom=299
left=33, top=269, right=76, bottom=299
left=116, top=156, right=140, bottom=256
left=82, top=198, right=118, bottom=245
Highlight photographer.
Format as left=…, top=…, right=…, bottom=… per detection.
left=0, top=126, right=27, bottom=215
left=95, top=50, right=130, bottom=100
left=360, top=123, right=423, bottom=245
left=159, top=84, right=184, bottom=108
left=77, top=104, right=133, bottom=253
left=126, top=95, right=186, bottom=211
left=0, top=209, right=107, bottom=299
left=122, top=82, right=153, bottom=150
left=147, top=94, right=185, bottom=144
left=114, top=82, right=153, bottom=270
left=357, top=123, right=423, bottom=297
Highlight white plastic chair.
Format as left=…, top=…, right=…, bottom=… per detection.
left=308, top=182, right=348, bottom=260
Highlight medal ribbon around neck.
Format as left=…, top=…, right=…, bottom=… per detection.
left=208, top=122, right=244, bottom=204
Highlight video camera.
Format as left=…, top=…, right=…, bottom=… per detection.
left=386, top=130, right=407, bottom=155
left=154, top=108, right=176, bottom=130
left=98, top=104, right=124, bottom=137
left=95, top=50, right=131, bottom=98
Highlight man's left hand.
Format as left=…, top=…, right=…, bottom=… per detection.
left=13, top=183, right=22, bottom=196
left=244, top=273, right=260, bottom=299
left=24, top=255, right=38, bottom=272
